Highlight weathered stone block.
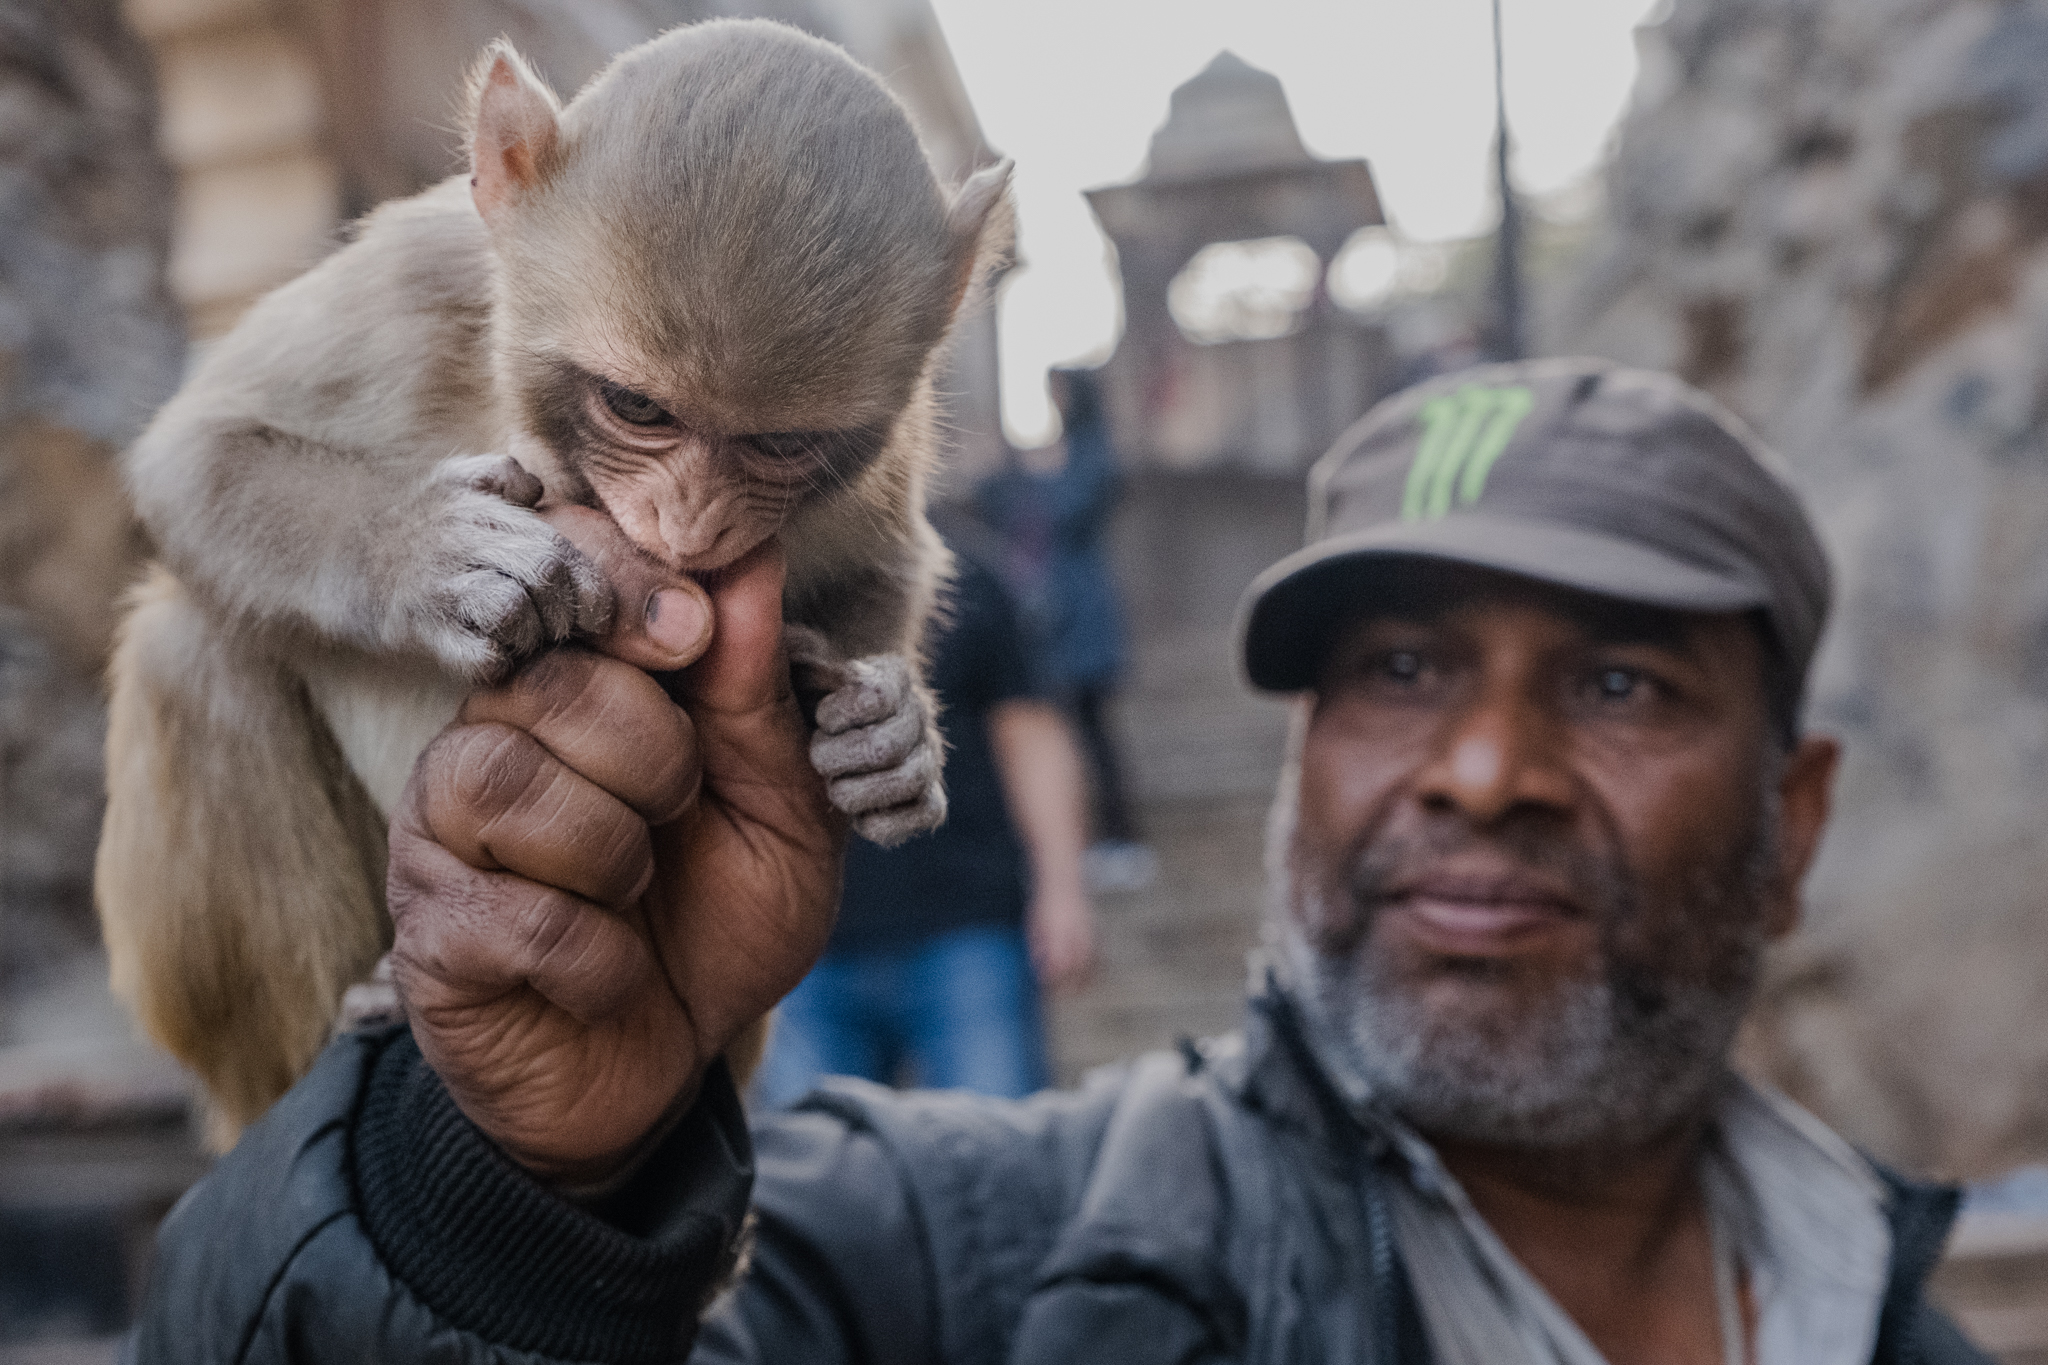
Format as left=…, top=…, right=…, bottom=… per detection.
left=155, top=26, right=323, bottom=169
left=1567, top=0, right=2048, bottom=1179
left=167, top=150, right=338, bottom=320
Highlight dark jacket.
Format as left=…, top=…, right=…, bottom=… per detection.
left=832, top=544, right=1036, bottom=953
left=975, top=412, right=1127, bottom=695
left=130, top=986, right=1989, bottom=1365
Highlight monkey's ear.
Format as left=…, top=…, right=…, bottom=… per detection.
left=945, top=158, right=1016, bottom=315
left=467, top=41, right=563, bottom=227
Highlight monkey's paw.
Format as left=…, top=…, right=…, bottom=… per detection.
left=805, top=650, right=947, bottom=847
left=404, top=454, right=612, bottom=681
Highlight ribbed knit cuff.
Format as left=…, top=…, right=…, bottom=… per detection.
left=352, top=1031, right=753, bottom=1364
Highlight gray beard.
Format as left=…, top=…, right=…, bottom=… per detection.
left=1281, top=920, right=1756, bottom=1148
left=1268, top=771, right=1775, bottom=1151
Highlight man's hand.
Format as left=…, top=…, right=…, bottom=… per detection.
left=1028, top=884, right=1096, bottom=996
left=386, top=513, right=843, bottom=1186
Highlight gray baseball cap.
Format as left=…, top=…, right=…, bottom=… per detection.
left=1239, top=357, right=1832, bottom=693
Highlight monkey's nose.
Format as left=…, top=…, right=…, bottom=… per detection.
left=665, top=522, right=750, bottom=574
left=637, top=498, right=725, bottom=567
left=678, top=524, right=726, bottom=558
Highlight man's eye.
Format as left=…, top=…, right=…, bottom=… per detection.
left=1593, top=667, right=1644, bottom=701
left=1380, top=650, right=1425, bottom=683
left=599, top=380, right=672, bottom=426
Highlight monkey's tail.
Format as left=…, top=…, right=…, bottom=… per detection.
left=96, top=566, right=389, bottom=1150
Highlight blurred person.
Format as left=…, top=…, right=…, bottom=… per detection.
left=132, top=360, right=1988, bottom=1365
left=754, top=530, right=1096, bottom=1105
left=980, top=366, right=1155, bottom=891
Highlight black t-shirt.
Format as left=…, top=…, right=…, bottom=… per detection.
left=830, top=549, right=1036, bottom=952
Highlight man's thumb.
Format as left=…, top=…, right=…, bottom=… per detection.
left=541, top=504, right=712, bottom=672
left=680, top=538, right=791, bottom=716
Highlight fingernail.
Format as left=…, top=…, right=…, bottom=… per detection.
left=645, top=588, right=709, bottom=657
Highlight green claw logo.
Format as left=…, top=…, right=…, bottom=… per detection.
left=1401, top=383, right=1534, bottom=522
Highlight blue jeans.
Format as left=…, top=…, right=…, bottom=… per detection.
left=755, top=924, right=1049, bottom=1108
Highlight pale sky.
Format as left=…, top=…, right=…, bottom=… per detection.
left=925, top=0, right=1667, bottom=445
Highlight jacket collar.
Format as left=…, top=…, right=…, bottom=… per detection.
left=1215, top=966, right=1392, bottom=1174
left=1220, top=968, right=1967, bottom=1356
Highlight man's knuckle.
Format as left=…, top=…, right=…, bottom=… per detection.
left=643, top=741, right=701, bottom=824
left=511, top=884, right=578, bottom=964
left=491, top=648, right=602, bottom=740
left=593, top=825, right=654, bottom=905
left=444, top=723, right=546, bottom=819
left=388, top=839, right=463, bottom=909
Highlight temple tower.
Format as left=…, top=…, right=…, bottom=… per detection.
left=1086, top=52, right=1393, bottom=472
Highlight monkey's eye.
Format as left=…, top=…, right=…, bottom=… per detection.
left=598, top=379, right=673, bottom=427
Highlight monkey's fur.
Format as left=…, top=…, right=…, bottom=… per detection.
left=95, top=20, right=1012, bottom=1142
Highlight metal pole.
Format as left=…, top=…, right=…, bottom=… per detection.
left=1488, top=0, right=1525, bottom=361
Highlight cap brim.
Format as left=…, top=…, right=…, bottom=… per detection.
left=1238, top=514, right=1772, bottom=692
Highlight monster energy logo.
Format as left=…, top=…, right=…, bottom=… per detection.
left=1401, top=383, right=1535, bottom=521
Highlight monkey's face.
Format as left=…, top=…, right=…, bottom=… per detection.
left=520, top=353, right=897, bottom=574
left=472, top=21, right=1004, bottom=573
left=494, top=125, right=961, bottom=576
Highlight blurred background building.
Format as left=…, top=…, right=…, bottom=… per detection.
left=15, top=0, right=2048, bottom=1357
left=1043, top=50, right=1403, bottom=1079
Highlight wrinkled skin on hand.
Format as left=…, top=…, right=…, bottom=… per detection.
left=386, top=518, right=845, bottom=1186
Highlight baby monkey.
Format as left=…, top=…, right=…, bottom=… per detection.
left=96, top=19, right=1012, bottom=1137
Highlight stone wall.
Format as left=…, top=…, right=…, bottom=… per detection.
left=0, top=0, right=183, bottom=994
left=0, top=13, right=192, bottom=1334
left=1566, top=0, right=2048, bottom=1179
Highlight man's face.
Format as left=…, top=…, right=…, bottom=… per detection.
left=1274, top=562, right=1836, bottom=1150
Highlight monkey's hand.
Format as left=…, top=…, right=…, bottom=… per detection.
left=403, top=454, right=612, bottom=681
left=787, top=625, right=946, bottom=847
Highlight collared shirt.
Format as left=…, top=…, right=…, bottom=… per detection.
left=1374, top=1074, right=1893, bottom=1365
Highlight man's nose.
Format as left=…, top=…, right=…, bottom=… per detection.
left=1414, top=683, right=1574, bottom=825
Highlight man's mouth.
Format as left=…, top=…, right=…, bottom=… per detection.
left=1376, top=871, right=1583, bottom=958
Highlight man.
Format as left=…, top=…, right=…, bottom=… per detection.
left=979, top=366, right=1152, bottom=885
left=130, top=359, right=1988, bottom=1365
left=756, top=529, right=1095, bottom=1105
